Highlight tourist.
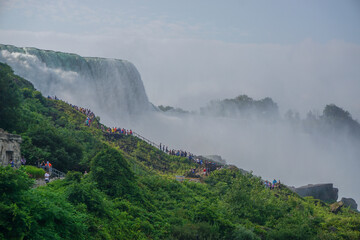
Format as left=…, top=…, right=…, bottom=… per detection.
left=44, top=172, right=50, bottom=184
left=40, top=161, right=45, bottom=170
left=45, top=161, right=52, bottom=174
left=21, top=156, right=26, bottom=165
left=273, top=179, right=277, bottom=187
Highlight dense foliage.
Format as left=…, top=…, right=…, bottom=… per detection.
left=0, top=63, right=359, bottom=239
left=0, top=63, right=22, bottom=131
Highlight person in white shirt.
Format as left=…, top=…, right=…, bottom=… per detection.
left=44, top=172, right=50, bottom=183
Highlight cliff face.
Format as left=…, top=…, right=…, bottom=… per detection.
left=294, top=183, right=338, bottom=202
left=0, top=44, right=152, bottom=124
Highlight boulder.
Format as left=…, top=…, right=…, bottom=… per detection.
left=294, top=183, right=338, bottom=202
left=341, top=197, right=358, bottom=211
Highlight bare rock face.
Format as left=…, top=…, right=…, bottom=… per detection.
left=203, top=155, right=227, bottom=165
left=294, top=183, right=338, bottom=202
left=0, top=128, right=22, bottom=168
left=341, top=197, right=358, bottom=211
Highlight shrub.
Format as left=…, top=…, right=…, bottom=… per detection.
left=231, top=225, right=260, bottom=240
left=0, top=166, right=33, bottom=200
left=65, top=171, right=83, bottom=183
left=24, top=165, right=45, bottom=179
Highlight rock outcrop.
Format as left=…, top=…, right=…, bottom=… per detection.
left=203, top=155, right=227, bottom=165
left=293, top=183, right=338, bottom=202
left=341, top=197, right=358, bottom=211
left=330, top=201, right=344, bottom=214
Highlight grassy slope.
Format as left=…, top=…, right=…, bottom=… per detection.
left=0, top=62, right=359, bottom=240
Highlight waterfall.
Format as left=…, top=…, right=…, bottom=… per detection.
left=0, top=44, right=152, bottom=125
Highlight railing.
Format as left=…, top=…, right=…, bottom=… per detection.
left=102, top=130, right=160, bottom=149
left=51, top=167, right=66, bottom=178
left=132, top=132, right=160, bottom=149
left=130, top=132, right=224, bottom=165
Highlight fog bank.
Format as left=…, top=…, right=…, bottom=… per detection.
left=126, top=110, right=360, bottom=206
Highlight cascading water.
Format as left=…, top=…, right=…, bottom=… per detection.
left=0, top=44, right=152, bottom=125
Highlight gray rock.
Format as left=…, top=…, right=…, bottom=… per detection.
left=0, top=128, right=22, bottom=168
left=203, top=155, right=227, bottom=165
left=341, top=197, right=358, bottom=211
left=294, top=183, right=338, bottom=202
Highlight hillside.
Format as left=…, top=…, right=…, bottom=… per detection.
left=0, top=62, right=360, bottom=239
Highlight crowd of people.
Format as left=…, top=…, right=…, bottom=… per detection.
left=48, top=97, right=137, bottom=138
left=159, top=143, right=194, bottom=158
left=105, top=127, right=133, bottom=135
left=48, top=96, right=96, bottom=127
left=264, top=179, right=281, bottom=189
left=66, top=101, right=135, bottom=136
left=157, top=143, right=223, bottom=176
left=47, top=96, right=59, bottom=100
left=72, top=106, right=95, bottom=119
left=69, top=104, right=96, bottom=127
left=39, top=160, right=52, bottom=174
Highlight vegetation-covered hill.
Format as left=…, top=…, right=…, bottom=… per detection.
left=200, top=95, right=279, bottom=119
left=0, top=62, right=359, bottom=239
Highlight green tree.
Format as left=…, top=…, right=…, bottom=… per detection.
left=322, top=104, right=360, bottom=136
left=0, top=166, right=33, bottom=201
left=323, top=104, right=352, bottom=121
left=0, top=63, right=22, bottom=131
left=21, top=124, right=83, bottom=171
left=90, top=147, right=135, bottom=197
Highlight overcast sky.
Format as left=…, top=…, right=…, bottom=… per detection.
left=1, top=0, right=360, bottom=119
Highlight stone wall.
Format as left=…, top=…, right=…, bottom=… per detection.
left=0, top=129, right=22, bottom=168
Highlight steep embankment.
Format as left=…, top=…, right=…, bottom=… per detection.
left=0, top=44, right=152, bottom=125
left=1, top=63, right=360, bottom=239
